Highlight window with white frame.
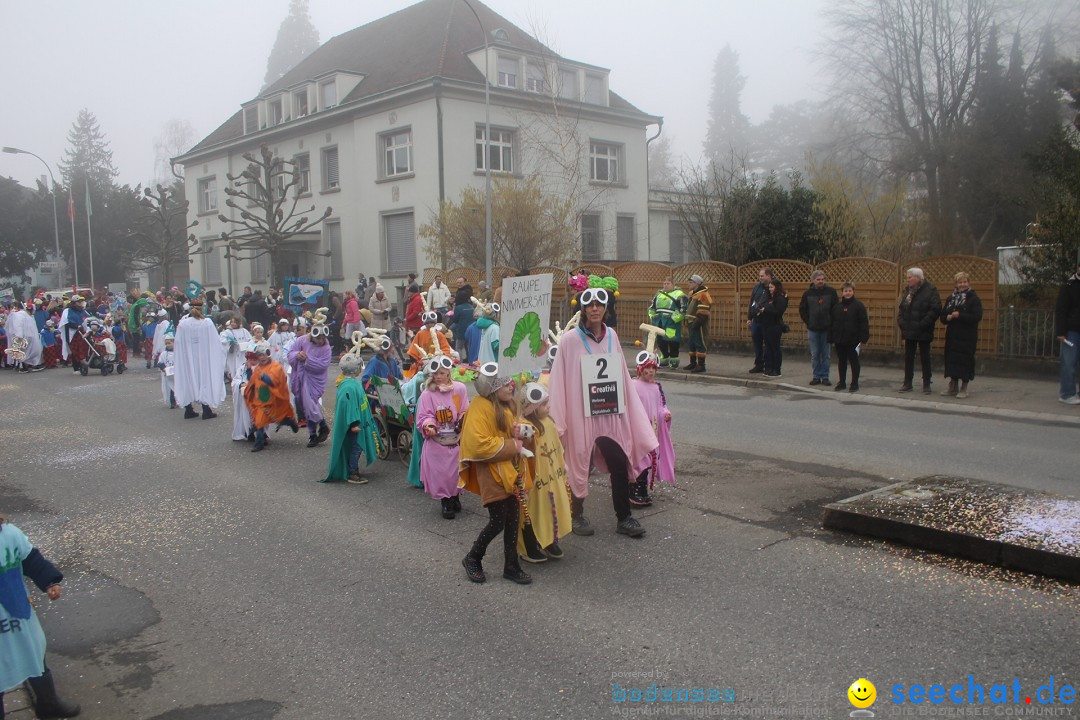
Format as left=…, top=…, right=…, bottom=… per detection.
left=203, top=242, right=222, bottom=285
left=325, top=220, right=343, bottom=278
left=294, top=154, right=310, bottom=194
left=475, top=127, right=514, bottom=173
left=273, top=173, right=286, bottom=201
left=590, top=142, right=620, bottom=183
left=294, top=89, right=309, bottom=118
left=497, top=56, right=519, bottom=88
left=320, top=80, right=337, bottom=108
left=244, top=106, right=259, bottom=134
left=584, top=73, right=605, bottom=104
left=581, top=214, right=600, bottom=261
left=383, top=212, right=416, bottom=274
left=322, top=146, right=339, bottom=189
left=382, top=129, right=412, bottom=177
left=197, top=177, right=217, bottom=213
left=526, top=63, right=547, bottom=93
left=269, top=98, right=284, bottom=125
left=558, top=68, right=578, bottom=100
left=617, top=216, right=635, bottom=261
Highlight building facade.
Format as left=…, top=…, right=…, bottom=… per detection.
left=175, top=0, right=661, bottom=293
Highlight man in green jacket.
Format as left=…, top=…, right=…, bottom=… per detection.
left=648, top=278, right=688, bottom=368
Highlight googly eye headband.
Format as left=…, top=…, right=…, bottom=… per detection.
left=310, top=325, right=330, bottom=338
left=423, top=310, right=438, bottom=324
left=635, top=350, right=660, bottom=373
left=425, top=355, right=455, bottom=375
left=579, top=288, right=609, bottom=307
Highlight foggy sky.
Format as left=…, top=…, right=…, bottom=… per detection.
left=0, top=0, right=827, bottom=190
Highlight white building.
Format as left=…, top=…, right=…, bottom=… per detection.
left=175, top=0, right=661, bottom=293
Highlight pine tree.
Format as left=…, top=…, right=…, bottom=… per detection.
left=648, top=135, right=677, bottom=188
left=703, top=45, right=750, bottom=164
left=59, top=108, right=118, bottom=189
left=264, top=0, right=320, bottom=88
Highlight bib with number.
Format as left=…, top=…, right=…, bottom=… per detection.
left=577, top=328, right=625, bottom=417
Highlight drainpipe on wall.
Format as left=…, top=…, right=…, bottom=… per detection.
left=435, top=79, right=447, bottom=269
left=645, top=121, right=663, bottom=262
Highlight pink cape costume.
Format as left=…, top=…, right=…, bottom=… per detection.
left=288, top=334, right=332, bottom=423
left=631, top=379, right=675, bottom=485
left=415, top=381, right=469, bottom=499
left=548, top=326, right=658, bottom=498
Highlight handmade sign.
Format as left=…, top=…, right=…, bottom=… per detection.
left=498, top=273, right=553, bottom=378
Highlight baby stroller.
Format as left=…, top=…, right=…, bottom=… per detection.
left=363, top=374, right=415, bottom=466
left=78, top=321, right=124, bottom=376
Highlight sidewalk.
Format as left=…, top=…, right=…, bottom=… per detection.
left=625, top=346, right=1080, bottom=425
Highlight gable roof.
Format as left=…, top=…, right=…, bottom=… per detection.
left=185, top=0, right=653, bottom=157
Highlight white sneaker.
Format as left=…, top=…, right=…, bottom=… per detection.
left=1059, top=396, right=1080, bottom=405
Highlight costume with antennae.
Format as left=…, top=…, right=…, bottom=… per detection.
left=288, top=308, right=333, bottom=445
left=323, top=333, right=381, bottom=483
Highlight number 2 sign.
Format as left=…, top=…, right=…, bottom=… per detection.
left=580, top=353, right=625, bottom=417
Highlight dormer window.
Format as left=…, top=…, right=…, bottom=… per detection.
left=526, top=62, right=547, bottom=94
left=557, top=68, right=578, bottom=100
left=584, top=73, right=605, bottom=104
left=244, top=106, right=259, bottom=134
left=497, top=56, right=519, bottom=89
left=269, top=98, right=284, bottom=126
left=294, top=89, right=309, bottom=118
left=320, top=80, right=337, bottom=109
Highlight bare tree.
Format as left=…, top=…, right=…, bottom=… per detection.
left=154, top=119, right=198, bottom=183
left=120, top=183, right=203, bottom=289
left=218, top=145, right=331, bottom=288
left=663, top=152, right=758, bottom=264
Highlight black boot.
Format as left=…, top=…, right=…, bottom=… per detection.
left=629, top=477, right=652, bottom=507
left=26, top=668, right=81, bottom=719
left=184, top=404, right=199, bottom=419
left=451, top=494, right=462, bottom=513
left=201, top=404, right=217, bottom=419
left=169, top=391, right=176, bottom=409
left=316, top=421, right=330, bottom=444
left=462, top=544, right=486, bottom=583
left=306, top=434, right=320, bottom=448
left=690, top=356, right=706, bottom=373
left=682, top=354, right=698, bottom=371
left=503, top=559, right=533, bottom=585
left=441, top=497, right=455, bottom=519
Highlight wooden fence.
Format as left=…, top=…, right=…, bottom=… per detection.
left=420, top=255, right=1000, bottom=355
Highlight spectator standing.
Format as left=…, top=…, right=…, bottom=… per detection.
left=798, top=270, right=838, bottom=386
left=427, top=275, right=452, bottom=316
left=648, top=277, right=687, bottom=368
left=342, top=290, right=363, bottom=344
left=759, top=279, right=788, bottom=378
left=451, top=276, right=474, bottom=354
left=746, top=268, right=774, bottom=374
left=1054, top=261, right=1080, bottom=405
left=897, top=268, right=941, bottom=394
left=476, top=280, right=494, bottom=303
left=683, top=274, right=712, bottom=374
left=831, top=282, right=870, bottom=393
left=368, top=284, right=393, bottom=331
left=405, top=284, right=425, bottom=334
left=939, top=272, right=984, bottom=399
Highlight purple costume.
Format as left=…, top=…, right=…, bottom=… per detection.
left=415, top=381, right=470, bottom=499
left=288, top=334, right=332, bottom=426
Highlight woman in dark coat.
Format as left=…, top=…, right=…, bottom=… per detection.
left=940, top=271, right=983, bottom=399
left=758, top=279, right=788, bottom=378
left=897, top=267, right=941, bottom=393
left=831, top=282, right=870, bottom=393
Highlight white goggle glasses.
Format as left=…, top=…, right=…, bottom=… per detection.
left=379, top=336, right=393, bottom=351
left=310, top=325, right=330, bottom=338
left=479, top=361, right=499, bottom=377
left=636, top=351, right=659, bottom=367
left=580, top=288, right=609, bottom=307
left=423, top=311, right=438, bottom=323
left=427, top=356, right=454, bottom=374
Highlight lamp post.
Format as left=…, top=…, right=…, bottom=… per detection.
left=3, top=146, right=63, bottom=286
left=461, top=0, right=493, bottom=289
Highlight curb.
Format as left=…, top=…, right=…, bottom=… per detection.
left=655, top=368, right=1080, bottom=427
left=821, top=477, right=1080, bottom=582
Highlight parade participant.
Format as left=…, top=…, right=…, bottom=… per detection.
left=231, top=341, right=254, bottom=442
left=402, top=366, right=427, bottom=490
left=0, top=518, right=80, bottom=719
left=0, top=312, right=8, bottom=369
left=141, top=311, right=158, bottom=367
left=629, top=350, right=675, bottom=507
left=288, top=309, right=333, bottom=447
left=323, top=340, right=380, bottom=484
left=155, top=332, right=177, bottom=408
left=474, top=299, right=500, bottom=365
left=548, top=287, right=657, bottom=538
left=40, top=319, right=60, bottom=369
left=361, top=335, right=403, bottom=383
left=244, top=342, right=299, bottom=452
left=459, top=363, right=533, bottom=585
left=127, top=292, right=151, bottom=354
left=58, top=296, right=85, bottom=370
left=220, top=316, right=253, bottom=383
left=683, top=274, right=713, bottom=374
left=267, top=318, right=294, bottom=365
left=416, top=355, right=470, bottom=518
left=368, top=284, right=393, bottom=332
left=32, top=298, right=49, bottom=333
left=405, top=311, right=453, bottom=376
left=151, top=309, right=171, bottom=361
left=517, top=382, right=572, bottom=563
left=174, top=300, right=225, bottom=419
left=250, top=323, right=265, bottom=343
left=8, top=302, right=44, bottom=372
left=450, top=277, right=474, bottom=354
left=647, top=277, right=687, bottom=368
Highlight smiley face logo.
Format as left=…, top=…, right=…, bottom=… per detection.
left=848, top=679, right=876, bottom=709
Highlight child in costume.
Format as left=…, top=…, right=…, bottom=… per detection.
left=405, top=311, right=454, bottom=378
left=155, top=332, right=177, bottom=408
left=517, top=382, right=573, bottom=563
left=250, top=323, right=265, bottom=343
left=629, top=350, right=675, bottom=507
left=322, top=340, right=381, bottom=484
left=244, top=342, right=299, bottom=452
left=416, top=354, right=469, bottom=518
left=402, top=368, right=426, bottom=489
left=267, top=319, right=294, bottom=366
left=0, top=518, right=80, bottom=719
left=289, top=310, right=333, bottom=446
left=231, top=340, right=255, bottom=442
left=459, top=363, right=533, bottom=585
left=40, top=319, right=60, bottom=369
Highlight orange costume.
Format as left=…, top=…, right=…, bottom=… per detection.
left=243, top=359, right=295, bottom=429
left=404, top=327, right=453, bottom=377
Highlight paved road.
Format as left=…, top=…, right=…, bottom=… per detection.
left=2, top=367, right=1076, bottom=719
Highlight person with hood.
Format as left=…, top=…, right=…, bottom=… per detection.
left=288, top=311, right=333, bottom=447
left=896, top=267, right=942, bottom=394
left=244, top=341, right=299, bottom=452
left=647, top=277, right=687, bottom=368
left=8, top=302, right=44, bottom=372
left=174, top=300, right=226, bottom=419
left=322, top=345, right=381, bottom=483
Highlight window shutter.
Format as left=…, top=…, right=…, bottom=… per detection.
left=617, top=216, right=635, bottom=261
left=327, top=222, right=343, bottom=278
left=581, top=214, right=600, bottom=261
left=244, top=107, right=258, bottom=134
left=384, top=213, right=416, bottom=274
left=204, top=244, right=222, bottom=285
left=324, top=148, right=339, bottom=188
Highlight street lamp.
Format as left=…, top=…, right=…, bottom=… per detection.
left=3, top=146, right=64, bottom=286
left=461, top=0, right=493, bottom=289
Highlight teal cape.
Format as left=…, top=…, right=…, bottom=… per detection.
left=322, top=376, right=381, bottom=482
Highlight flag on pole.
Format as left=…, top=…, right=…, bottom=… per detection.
left=67, top=188, right=74, bottom=222
left=85, top=180, right=92, bottom=217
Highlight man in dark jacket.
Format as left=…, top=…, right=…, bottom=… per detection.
left=1056, top=262, right=1080, bottom=404
left=451, top=276, right=474, bottom=354
left=746, top=267, right=773, bottom=373
left=897, top=267, right=941, bottom=393
left=799, top=270, right=838, bottom=386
